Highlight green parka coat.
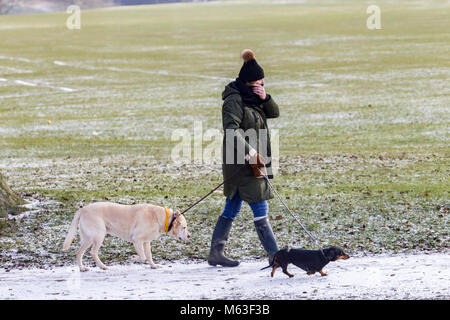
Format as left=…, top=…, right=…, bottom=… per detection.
left=221, top=83, right=280, bottom=203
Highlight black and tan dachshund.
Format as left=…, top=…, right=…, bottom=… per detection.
left=261, top=247, right=349, bottom=278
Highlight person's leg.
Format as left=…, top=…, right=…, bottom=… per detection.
left=249, top=201, right=279, bottom=263
left=208, top=193, right=243, bottom=267
left=220, top=192, right=243, bottom=221
left=249, top=200, right=268, bottom=221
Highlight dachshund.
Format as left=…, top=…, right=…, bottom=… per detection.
left=261, top=247, right=349, bottom=277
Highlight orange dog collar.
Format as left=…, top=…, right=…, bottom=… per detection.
left=164, top=206, right=171, bottom=233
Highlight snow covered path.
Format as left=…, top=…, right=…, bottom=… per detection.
left=0, top=253, right=448, bottom=300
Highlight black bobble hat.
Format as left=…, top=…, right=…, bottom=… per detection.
left=238, top=49, right=265, bottom=82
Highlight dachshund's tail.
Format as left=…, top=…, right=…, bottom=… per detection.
left=260, top=256, right=277, bottom=270
left=261, top=249, right=285, bottom=270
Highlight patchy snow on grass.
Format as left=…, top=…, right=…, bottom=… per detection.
left=2, top=78, right=77, bottom=92
left=0, top=66, right=33, bottom=74
left=0, top=55, right=32, bottom=63
left=0, top=252, right=448, bottom=300
left=52, top=59, right=232, bottom=82
left=8, top=198, right=61, bottom=220
left=53, top=61, right=68, bottom=66
left=14, top=79, right=37, bottom=87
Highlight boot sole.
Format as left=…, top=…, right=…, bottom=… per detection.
left=208, top=259, right=240, bottom=267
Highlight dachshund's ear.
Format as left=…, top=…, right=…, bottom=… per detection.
left=323, top=248, right=337, bottom=261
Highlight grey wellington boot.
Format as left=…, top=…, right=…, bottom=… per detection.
left=207, top=216, right=240, bottom=267
left=254, top=217, right=279, bottom=264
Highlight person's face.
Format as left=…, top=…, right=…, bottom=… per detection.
left=246, top=78, right=264, bottom=86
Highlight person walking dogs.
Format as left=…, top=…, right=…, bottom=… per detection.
left=208, top=49, right=280, bottom=267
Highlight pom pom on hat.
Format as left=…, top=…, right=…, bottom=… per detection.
left=241, top=49, right=255, bottom=62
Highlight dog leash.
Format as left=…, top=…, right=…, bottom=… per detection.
left=178, top=164, right=325, bottom=255
left=257, top=167, right=325, bottom=256
left=179, top=166, right=244, bottom=216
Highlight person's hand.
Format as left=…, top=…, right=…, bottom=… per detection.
left=248, top=152, right=266, bottom=167
left=252, top=164, right=267, bottom=178
left=246, top=152, right=267, bottom=178
left=252, top=85, right=267, bottom=100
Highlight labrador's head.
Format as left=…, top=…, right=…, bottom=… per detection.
left=170, top=210, right=191, bottom=242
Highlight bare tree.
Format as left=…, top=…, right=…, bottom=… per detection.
left=0, top=0, right=18, bottom=14
left=57, top=0, right=116, bottom=10
left=1, top=0, right=117, bottom=14
left=73, top=0, right=116, bottom=9
left=0, top=172, right=24, bottom=218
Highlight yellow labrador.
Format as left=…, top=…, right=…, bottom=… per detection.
left=62, top=202, right=190, bottom=272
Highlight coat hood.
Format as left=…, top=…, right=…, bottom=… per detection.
left=222, top=82, right=240, bottom=101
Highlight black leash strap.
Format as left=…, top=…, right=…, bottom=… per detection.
left=179, top=166, right=244, bottom=216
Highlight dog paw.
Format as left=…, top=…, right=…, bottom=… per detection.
left=130, top=255, right=141, bottom=262
left=150, top=264, right=161, bottom=269
left=79, top=267, right=89, bottom=272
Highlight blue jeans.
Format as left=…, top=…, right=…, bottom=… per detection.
left=220, top=192, right=268, bottom=221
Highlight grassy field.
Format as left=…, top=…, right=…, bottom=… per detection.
left=0, top=0, right=448, bottom=269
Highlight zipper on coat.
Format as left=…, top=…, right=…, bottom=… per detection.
left=252, top=111, right=258, bottom=124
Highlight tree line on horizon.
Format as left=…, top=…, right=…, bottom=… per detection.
left=0, top=0, right=213, bottom=14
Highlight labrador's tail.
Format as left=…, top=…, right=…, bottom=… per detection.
left=62, top=209, right=81, bottom=250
